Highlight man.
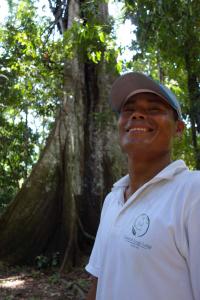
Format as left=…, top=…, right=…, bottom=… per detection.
left=85, top=72, right=200, bottom=300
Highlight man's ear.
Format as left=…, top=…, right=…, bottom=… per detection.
left=175, top=120, right=185, bottom=138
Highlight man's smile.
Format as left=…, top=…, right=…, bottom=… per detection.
left=126, top=127, right=152, bottom=133
left=126, top=123, right=154, bottom=134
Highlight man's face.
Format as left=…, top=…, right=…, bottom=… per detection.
left=118, top=92, right=184, bottom=159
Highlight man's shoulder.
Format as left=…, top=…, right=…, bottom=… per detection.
left=173, top=160, right=200, bottom=182
left=176, top=168, right=200, bottom=198
left=181, top=168, right=200, bottom=182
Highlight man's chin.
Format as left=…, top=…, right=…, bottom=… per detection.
left=120, top=142, right=152, bottom=155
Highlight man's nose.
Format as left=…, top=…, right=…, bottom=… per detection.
left=131, top=110, right=145, bottom=119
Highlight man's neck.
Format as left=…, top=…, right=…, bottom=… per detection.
left=125, top=155, right=171, bottom=201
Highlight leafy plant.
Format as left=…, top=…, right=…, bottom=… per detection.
left=48, top=272, right=60, bottom=285
left=35, top=252, right=60, bottom=269
left=35, top=255, right=49, bottom=269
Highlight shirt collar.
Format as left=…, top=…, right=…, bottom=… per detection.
left=112, top=160, right=188, bottom=190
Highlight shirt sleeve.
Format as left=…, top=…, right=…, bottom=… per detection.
left=85, top=223, right=103, bottom=277
left=186, top=198, right=200, bottom=300
left=85, top=193, right=111, bottom=277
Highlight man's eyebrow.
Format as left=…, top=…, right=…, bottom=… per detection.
left=145, top=98, right=169, bottom=106
left=148, top=100, right=165, bottom=105
left=124, top=98, right=166, bottom=106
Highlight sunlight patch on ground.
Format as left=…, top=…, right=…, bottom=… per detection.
left=0, top=276, right=25, bottom=289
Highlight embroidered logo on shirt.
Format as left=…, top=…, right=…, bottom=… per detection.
left=132, top=213, right=150, bottom=237
left=124, top=213, right=152, bottom=250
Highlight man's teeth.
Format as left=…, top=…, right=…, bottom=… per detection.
left=129, top=128, right=148, bottom=132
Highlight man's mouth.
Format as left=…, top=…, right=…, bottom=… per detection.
left=126, top=127, right=153, bottom=133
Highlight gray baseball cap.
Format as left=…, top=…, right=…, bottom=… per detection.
left=110, top=72, right=182, bottom=119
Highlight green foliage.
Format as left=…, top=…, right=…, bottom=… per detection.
left=173, top=127, right=196, bottom=169
left=48, top=272, right=61, bottom=285
left=35, top=252, right=60, bottom=269
left=0, top=117, right=39, bottom=213
left=35, top=255, right=49, bottom=269
left=61, top=1, right=120, bottom=70
left=0, top=0, right=64, bottom=208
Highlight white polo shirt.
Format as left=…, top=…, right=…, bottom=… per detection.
left=86, top=160, right=200, bottom=300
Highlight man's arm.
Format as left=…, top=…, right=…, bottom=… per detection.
left=85, top=276, right=98, bottom=300
left=186, top=199, right=200, bottom=300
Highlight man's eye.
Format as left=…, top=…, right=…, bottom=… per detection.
left=121, top=107, right=134, bottom=113
left=149, top=107, right=161, bottom=113
left=124, top=108, right=134, bottom=112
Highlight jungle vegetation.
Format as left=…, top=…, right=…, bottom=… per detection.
left=0, top=0, right=199, bottom=270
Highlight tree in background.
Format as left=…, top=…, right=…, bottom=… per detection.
left=0, top=0, right=125, bottom=270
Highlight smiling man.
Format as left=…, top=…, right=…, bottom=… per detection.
left=85, top=72, right=200, bottom=300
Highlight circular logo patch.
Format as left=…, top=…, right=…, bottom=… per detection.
left=132, top=213, right=150, bottom=237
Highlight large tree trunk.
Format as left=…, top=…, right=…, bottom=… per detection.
left=0, top=0, right=125, bottom=268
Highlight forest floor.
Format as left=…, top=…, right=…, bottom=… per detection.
left=0, top=261, right=91, bottom=300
